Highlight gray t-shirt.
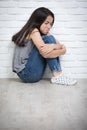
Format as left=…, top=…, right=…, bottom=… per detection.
left=12, top=40, right=34, bottom=73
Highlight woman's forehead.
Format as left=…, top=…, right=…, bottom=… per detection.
left=45, top=15, right=53, bottom=22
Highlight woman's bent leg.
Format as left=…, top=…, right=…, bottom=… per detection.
left=42, top=35, right=62, bottom=73
left=42, top=35, right=77, bottom=85
left=18, top=46, right=46, bottom=83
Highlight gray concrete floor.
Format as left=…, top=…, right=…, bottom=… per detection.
left=0, top=78, right=87, bottom=130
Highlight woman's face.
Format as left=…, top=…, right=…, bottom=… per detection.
left=40, top=15, right=53, bottom=35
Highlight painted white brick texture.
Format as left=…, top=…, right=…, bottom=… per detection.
left=0, top=0, right=87, bottom=78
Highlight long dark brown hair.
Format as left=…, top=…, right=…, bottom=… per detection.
left=12, top=7, right=54, bottom=46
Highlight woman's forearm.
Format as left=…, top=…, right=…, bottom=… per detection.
left=42, top=47, right=66, bottom=58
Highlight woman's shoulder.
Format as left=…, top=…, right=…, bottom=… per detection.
left=31, top=28, right=39, bottom=34
left=26, top=28, right=40, bottom=40
left=30, top=28, right=40, bottom=37
left=30, top=28, right=41, bottom=40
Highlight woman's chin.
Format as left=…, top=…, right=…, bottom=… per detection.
left=44, top=31, right=49, bottom=35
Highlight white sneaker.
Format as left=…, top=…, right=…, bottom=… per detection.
left=51, top=74, right=77, bottom=86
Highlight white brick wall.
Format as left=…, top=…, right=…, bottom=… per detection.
left=0, top=0, right=87, bottom=78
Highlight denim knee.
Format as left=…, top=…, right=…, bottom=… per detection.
left=42, top=35, right=56, bottom=44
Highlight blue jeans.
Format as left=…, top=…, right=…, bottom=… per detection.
left=17, top=35, right=62, bottom=83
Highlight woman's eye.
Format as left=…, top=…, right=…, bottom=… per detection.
left=45, top=22, right=52, bottom=26
left=45, top=22, right=48, bottom=25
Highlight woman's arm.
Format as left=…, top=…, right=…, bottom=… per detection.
left=30, top=28, right=66, bottom=58
left=40, top=46, right=66, bottom=58
left=39, top=38, right=66, bottom=58
left=30, top=28, right=45, bottom=50
left=30, top=28, right=57, bottom=53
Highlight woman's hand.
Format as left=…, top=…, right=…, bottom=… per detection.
left=54, top=43, right=66, bottom=50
